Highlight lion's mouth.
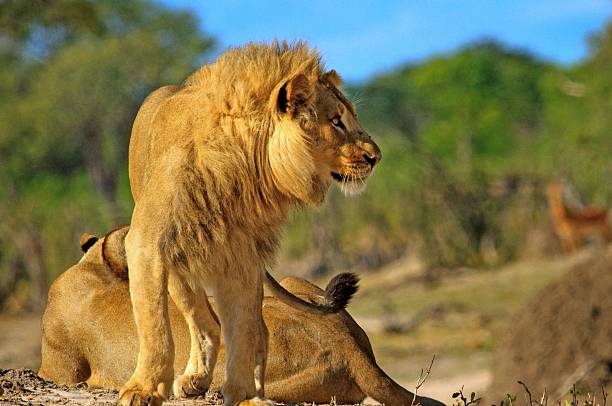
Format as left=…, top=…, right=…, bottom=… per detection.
left=330, top=172, right=344, bottom=182
left=329, top=171, right=370, bottom=196
left=330, top=171, right=369, bottom=183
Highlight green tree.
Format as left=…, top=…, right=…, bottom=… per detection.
left=0, top=0, right=213, bottom=309
left=337, top=42, right=550, bottom=268
left=537, top=23, right=612, bottom=200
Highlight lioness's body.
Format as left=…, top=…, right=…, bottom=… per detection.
left=122, top=42, right=381, bottom=405
left=39, top=234, right=441, bottom=406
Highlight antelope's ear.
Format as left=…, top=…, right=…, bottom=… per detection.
left=273, top=73, right=314, bottom=115
left=323, top=69, right=342, bottom=87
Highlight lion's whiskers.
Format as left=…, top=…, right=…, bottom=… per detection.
left=337, top=171, right=368, bottom=197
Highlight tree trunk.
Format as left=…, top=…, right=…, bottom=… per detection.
left=0, top=257, right=25, bottom=309
left=15, top=228, right=48, bottom=311
left=82, top=120, right=121, bottom=222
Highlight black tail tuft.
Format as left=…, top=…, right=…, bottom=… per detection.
left=323, top=272, right=359, bottom=312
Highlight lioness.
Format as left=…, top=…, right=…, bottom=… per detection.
left=39, top=229, right=443, bottom=406
left=123, top=41, right=381, bottom=405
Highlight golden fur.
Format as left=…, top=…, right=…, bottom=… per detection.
left=39, top=231, right=442, bottom=406
left=546, top=181, right=611, bottom=252
left=122, top=42, right=381, bottom=406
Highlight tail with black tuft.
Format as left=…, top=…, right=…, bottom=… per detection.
left=322, top=272, right=359, bottom=312
left=264, top=269, right=359, bottom=315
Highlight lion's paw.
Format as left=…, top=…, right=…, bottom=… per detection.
left=173, top=372, right=212, bottom=398
left=118, top=381, right=166, bottom=406
left=236, top=397, right=276, bottom=406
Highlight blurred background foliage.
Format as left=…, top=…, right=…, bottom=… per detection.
left=0, top=0, right=611, bottom=310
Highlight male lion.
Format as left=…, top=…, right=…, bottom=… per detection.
left=39, top=229, right=443, bottom=406
left=122, top=42, right=381, bottom=405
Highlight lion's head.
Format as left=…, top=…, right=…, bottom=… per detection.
left=182, top=42, right=380, bottom=208
left=77, top=227, right=129, bottom=279
left=262, top=47, right=381, bottom=205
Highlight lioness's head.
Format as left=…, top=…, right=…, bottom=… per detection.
left=78, top=226, right=129, bottom=280
left=268, top=65, right=381, bottom=205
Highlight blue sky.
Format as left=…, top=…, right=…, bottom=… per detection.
left=160, top=0, right=612, bottom=83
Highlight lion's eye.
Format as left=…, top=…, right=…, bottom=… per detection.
left=330, top=116, right=345, bottom=130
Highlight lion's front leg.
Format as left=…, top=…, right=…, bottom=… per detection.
left=169, top=273, right=220, bottom=398
left=212, top=271, right=271, bottom=406
left=119, top=233, right=174, bottom=406
left=254, top=315, right=268, bottom=398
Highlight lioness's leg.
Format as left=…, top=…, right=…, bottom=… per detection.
left=212, top=271, right=269, bottom=406
left=169, top=273, right=220, bottom=398
left=119, top=233, right=174, bottom=406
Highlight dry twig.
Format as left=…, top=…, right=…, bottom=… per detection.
left=410, top=355, right=436, bottom=406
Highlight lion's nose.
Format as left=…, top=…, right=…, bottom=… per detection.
left=360, top=136, right=382, bottom=167
left=363, top=152, right=380, bottom=168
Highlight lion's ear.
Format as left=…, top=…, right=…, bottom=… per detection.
left=102, top=226, right=129, bottom=280
left=276, top=74, right=313, bottom=115
left=323, top=69, right=342, bottom=87
left=79, top=233, right=98, bottom=253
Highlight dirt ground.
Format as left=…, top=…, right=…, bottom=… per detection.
left=0, top=314, right=42, bottom=372
left=0, top=368, right=227, bottom=405
left=0, top=312, right=473, bottom=405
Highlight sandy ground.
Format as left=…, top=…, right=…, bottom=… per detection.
left=0, top=313, right=42, bottom=371
left=423, top=371, right=491, bottom=405
left=373, top=348, right=491, bottom=405
left=0, top=368, right=226, bottom=405
left=0, top=312, right=490, bottom=405
left=0, top=367, right=488, bottom=406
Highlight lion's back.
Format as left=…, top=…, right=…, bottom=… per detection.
left=128, top=85, right=180, bottom=203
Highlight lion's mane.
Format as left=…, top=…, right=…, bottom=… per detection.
left=156, top=42, right=327, bottom=273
